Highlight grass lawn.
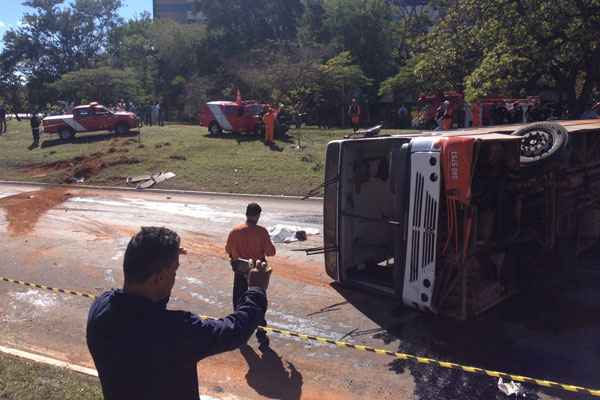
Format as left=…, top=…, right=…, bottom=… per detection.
left=0, top=352, right=101, bottom=400
left=0, top=119, right=418, bottom=196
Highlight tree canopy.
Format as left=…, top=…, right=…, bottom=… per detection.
left=1, top=0, right=599, bottom=120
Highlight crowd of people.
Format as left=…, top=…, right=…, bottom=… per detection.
left=102, top=99, right=166, bottom=127
left=416, top=98, right=600, bottom=131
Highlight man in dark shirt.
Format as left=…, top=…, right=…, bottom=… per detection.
left=87, top=226, right=271, bottom=400
left=0, top=104, right=6, bottom=134
left=30, top=112, right=41, bottom=149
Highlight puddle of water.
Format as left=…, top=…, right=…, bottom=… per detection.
left=190, top=292, right=219, bottom=305
left=70, top=197, right=242, bottom=223
left=268, top=309, right=337, bottom=339
left=183, top=276, right=205, bottom=286
left=12, top=289, right=59, bottom=308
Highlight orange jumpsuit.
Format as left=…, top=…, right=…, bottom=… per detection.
left=264, top=110, right=276, bottom=144
left=442, top=105, right=453, bottom=130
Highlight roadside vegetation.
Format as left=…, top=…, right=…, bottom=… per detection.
left=0, top=119, right=417, bottom=196
left=0, top=353, right=101, bottom=400
left=2, top=1, right=598, bottom=125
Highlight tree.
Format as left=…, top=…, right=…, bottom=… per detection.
left=228, top=46, right=325, bottom=106
left=393, top=0, right=600, bottom=116
left=319, top=51, right=372, bottom=125
left=0, top=0, right=123, bottom=108
left=298, top=0, right=331, bottom=46
left=198, top=0, right=304, bottom=52
left=318, top=0, right=399, bottom=84
left=51, top=67, right=141, bottom=104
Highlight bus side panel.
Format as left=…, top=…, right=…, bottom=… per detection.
left=324, top=142, right=341, bottom=280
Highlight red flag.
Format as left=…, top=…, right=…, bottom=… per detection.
left=235, top=88, right=242, bottom=105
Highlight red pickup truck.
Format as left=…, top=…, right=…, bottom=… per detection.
left=42, top=102, right=140, bottom=140
left=199, top=100, right=266, bottom=135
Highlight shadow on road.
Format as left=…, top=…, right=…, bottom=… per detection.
left=40, top=131, right=139, bottom=148
left=330, top=249, right=600, bottom=400
left=239, top=344, right=303, bottom=400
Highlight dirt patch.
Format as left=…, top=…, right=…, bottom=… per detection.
left=72, top=219, right=138, bottom=241
left=69, top=157, right=140, bottom=181
left=0, top=188, right=72, bottom=235
left=20, top=155, right=141, bottom=182
left=270, top=256, right=327, bottom=287
left=169, top=155, right=187, bottom=161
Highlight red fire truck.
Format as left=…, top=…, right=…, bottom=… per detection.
left=42, top=103, right=140, bottom=140
left=415, top=92, right=542, bottom=129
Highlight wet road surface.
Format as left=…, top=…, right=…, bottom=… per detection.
left=0, top=182, right=598, bottom=399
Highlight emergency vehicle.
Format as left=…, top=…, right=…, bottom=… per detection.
left=198, top=101, right=266, bottom=135
left=415, top=92, right=542, bottom=129
left=42, top=102, right=140, bottom=140
left=323, top=120, right=600, bottom=319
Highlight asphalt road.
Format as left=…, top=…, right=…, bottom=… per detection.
left=0, top=182, right=597, bottom=400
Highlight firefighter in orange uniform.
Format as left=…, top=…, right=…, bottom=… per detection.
left=263, top=106, right=276, bottom=145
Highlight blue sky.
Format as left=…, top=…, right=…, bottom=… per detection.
left=0, top=0, right=152, bottom=37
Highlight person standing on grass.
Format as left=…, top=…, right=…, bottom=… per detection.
left=30, top=112, right=41, bottom=148
left=0, top=104, right=7, bottom=134
left=87, top=227, right=272, bottom=400
left=348, top=98, right=361, bottom=132
left=397, top=104, right=408, bottom=129
left=152, top=102, right=160, bottom=126
left=226, top=203, right=276, bottom=350
left=158, top=101, right=165, bottom=126
left=263, top=106, right=276, bottom=145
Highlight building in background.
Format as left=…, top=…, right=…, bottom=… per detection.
left=153, top=0, right=204, bottom=23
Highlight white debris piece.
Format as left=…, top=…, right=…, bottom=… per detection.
left=268, top=224, right=320, bottom=243
left=497, top=378, right=524, bottom=397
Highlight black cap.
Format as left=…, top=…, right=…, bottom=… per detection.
left=246, top=203, right=262, bottom=217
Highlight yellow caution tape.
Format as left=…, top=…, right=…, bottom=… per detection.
left=1, top=276, right=96, bottom=299
left=2, top=275, right=599, bottom=397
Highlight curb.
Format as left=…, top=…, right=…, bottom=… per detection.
left=0, top=344, right=236, bottom=400
left=0, top=344, right=98, bottom=377
left=0, top=180, right=324, bottom=202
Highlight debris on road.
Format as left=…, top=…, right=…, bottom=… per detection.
left=127, top=172, right=176, bottom=189
left=126, top=175, right=151, bottom=184
left=497, top=378, right=524, bottom=397
left=268, top=224, right=319, bottom=243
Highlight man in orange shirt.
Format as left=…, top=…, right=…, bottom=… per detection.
left=226, top=203, right=276, bottom=348
left=263, top=106, right=276, bottom=145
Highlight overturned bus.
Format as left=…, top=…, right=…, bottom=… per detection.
left=323, top=120, right=600, bottom=319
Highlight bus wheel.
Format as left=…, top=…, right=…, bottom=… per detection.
left=511, top=122, right=568, bottom=165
